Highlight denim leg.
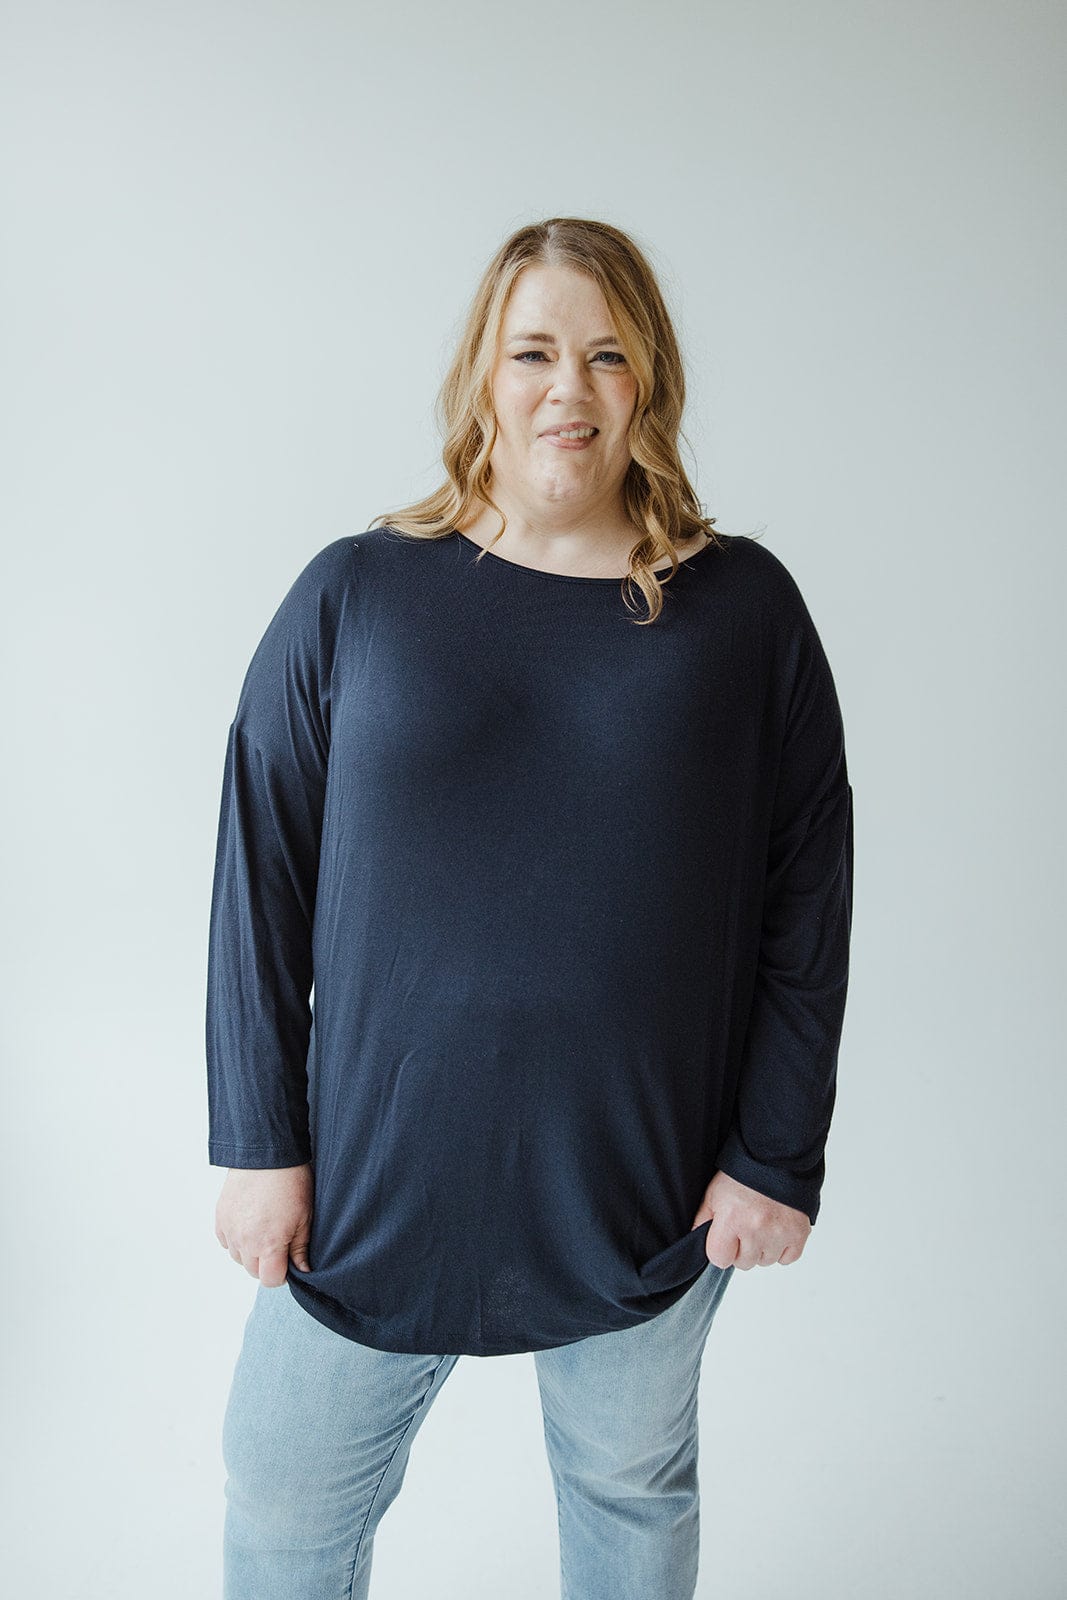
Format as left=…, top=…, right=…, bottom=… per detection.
left=533, top=1263, right=734, bottom=1600
left=221, top=1282, right=459, bottom=1600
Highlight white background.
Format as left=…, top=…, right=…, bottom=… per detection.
left=2, top=1, right=1064, bottom=1595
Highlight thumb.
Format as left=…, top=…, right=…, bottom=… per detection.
left=289, top=1230, right=312, bottom=1274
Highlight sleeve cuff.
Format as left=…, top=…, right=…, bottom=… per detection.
left=714, top=1125, right=824, bottom=1225
left=208, top=1139, right=312, bottom=1171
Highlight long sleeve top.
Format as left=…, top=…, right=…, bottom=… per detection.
left=205, top=524, right=854, bottom=1357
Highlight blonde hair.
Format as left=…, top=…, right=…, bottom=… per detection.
left=369, top=216, right=728, bottom=624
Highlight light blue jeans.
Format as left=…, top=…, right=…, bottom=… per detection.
left=222, top=1262, right=734, bottom=1600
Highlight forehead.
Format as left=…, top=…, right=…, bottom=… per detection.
left=501, top=263, right=613, bottom=330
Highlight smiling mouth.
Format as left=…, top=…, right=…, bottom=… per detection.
left=541, top=429, right=599, bottom=450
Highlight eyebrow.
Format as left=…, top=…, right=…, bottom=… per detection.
left=506, top=331, right=622, bottom=348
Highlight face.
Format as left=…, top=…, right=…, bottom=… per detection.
left=487, top=263, right=639, bottom=523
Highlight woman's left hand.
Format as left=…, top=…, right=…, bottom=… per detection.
left=691, top=1170, right=812, bottom=1270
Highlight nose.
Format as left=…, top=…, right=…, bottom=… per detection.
left=547, top=355, right=594, bottom=400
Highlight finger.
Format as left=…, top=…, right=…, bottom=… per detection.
left=288, top=1223, right=313, bottom=1274
left=705, top=1232, right=740, bottom=1272
left=259, top=1247, right=289, bottom=1289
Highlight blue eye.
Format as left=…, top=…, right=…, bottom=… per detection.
left=513, top=351, right=626, bottom=365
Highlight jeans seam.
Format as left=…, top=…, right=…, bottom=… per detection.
left=344, top=1356, right=449, bottom=1600
left=554, top=1465, right=568, bottom=1600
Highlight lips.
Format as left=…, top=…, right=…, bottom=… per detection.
left=541, top=429, right=599, bottom=451
left=540, top=423, right=599, bottom=436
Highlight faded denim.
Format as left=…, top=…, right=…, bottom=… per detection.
left=222, top=1260, right=734, bottom=1599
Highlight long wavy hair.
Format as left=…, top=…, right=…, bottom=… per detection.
left=369, top=216, right=729, bottom=624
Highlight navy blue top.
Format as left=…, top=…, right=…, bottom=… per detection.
left=206, top=525, right=854, bottom=1356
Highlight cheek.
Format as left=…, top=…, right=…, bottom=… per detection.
left=495, top=377, right=539, bottom=426
left=618, top=381, right=638, bottom=419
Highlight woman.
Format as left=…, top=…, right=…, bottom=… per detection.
left=207, top=216, right=854, bottom=1599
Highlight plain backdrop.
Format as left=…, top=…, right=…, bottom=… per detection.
left=2, top=2, right=1064, bottom=1596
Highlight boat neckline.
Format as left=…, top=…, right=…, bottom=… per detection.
left=451, top=528, right=717, bottom=585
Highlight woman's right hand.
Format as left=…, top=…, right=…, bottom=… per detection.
left=214, top=1163, right=314, bottom=1286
